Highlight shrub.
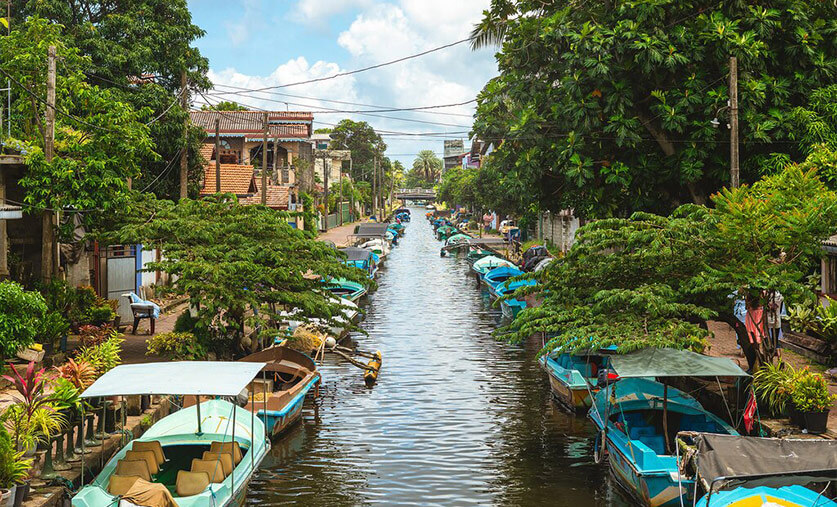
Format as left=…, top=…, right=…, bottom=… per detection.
left=75, top=334, right=124, bottom=376
left=146, top=332, right=205, bottom=361
left=753, top=361, right=805, bottom=416
left=54, top=358, right=97, bottom=390
left=0, top=281, right=47, bottom=358
left=78, top=324, right=115, bottom=347
left=0, top=426, right=32, bottom=488
left=792, top=371, right=837, bottom=413
left=84, top=306, right=116, bottom=326
left=38, top=311, right=70, bottom=349
left=173, top=310, right=197, bottom=333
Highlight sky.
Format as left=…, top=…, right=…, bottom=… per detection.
left=186, top=0, right=499, bottom=167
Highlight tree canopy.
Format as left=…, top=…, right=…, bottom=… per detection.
left=502, top=149, right=837, bottom=363
left=471, top=0, right=837, bottom=219
left=328, top=119, right=386, bottom=184
left=111, top=195, right=371, bottom=356
left=406, top=150, right=442, bottom=187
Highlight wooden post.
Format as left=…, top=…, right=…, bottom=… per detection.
left=0, top=170, right=7, bottom=279
left=348, top=157, right=353, bottom=222
left=179, top=70, right=189, bottom=199
left=273, top=136, right=279, bottom=185
left=372, top=157, right=377, bottom=218
left=41, top=46, right=57, bottom=283
left=214, top=118, right=221, bottom=193
left=322, top=151, right=329, bottom=231
left=261, top=113, right=268, bottom=205
left=729, top=56, right=739, bottom=189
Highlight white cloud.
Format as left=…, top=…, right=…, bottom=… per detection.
left=225, top=0, right=266, bottom=47
left=209, top=0, right=497, bottom=163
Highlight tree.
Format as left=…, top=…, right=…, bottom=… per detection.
left=411, top=150, right=442, bottom=183
left=472, top=0, right=837, bottom=219
left=111, top=195, right=370, bottom=356
left=502, top=150, right=837, bottom=365
left=328, top=120, right=386, bottom=183
left=0, top=18, right=156, bottom=236
left=201, top=101, right=246, bottom=111
left=13, top=0, right=211, bottom=201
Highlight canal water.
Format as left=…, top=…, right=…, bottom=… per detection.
left=248, top=208, right=631, bottom=506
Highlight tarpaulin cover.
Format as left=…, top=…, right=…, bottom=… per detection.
left=81, top=361, right=265, bottom=398
left=121, top=478, right=179, bottom=507
left=694, top=433, right=837, bottom=492
left=340, top=247, right=372, bottom=261
left=354, top=223, right=390, bottom=237
left=610, top=348, right=749, bottom=378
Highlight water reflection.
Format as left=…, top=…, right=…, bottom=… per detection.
left=247, top=208, right=631, bottom=506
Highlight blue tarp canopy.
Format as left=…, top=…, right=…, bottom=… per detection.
left=610, top=348, right=749, bottom=378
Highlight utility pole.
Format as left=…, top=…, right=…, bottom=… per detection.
left=214, top=117, right=221, bottom=193
left=348, top=157, right=353, bottom=222
left=338, top=159, right=344, bottom=226
left=179, top=70, right=189, bottom=199
left=41, top=46, right=56, bottom=282
left=261, top=112, right=268, bottom=205
left=729, top=56, right=739, bottom=189
left=323, top=152, right=330, bottom=231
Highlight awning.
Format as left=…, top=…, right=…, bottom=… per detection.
left=340, top=247, right=372, bottom=261
left=353, top=224, right=390, bottom=237
left=609, top=348, right=749, bottom=378
left=80, top=361, right=265, bottom=398
left=694, top=433, right=837, bottom=492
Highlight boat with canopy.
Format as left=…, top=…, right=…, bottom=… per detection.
left=72, top=362, right=269, bottom=507
left=682, top=433, right=837, bottom=506
left=339, top=247, right=378, bottom=279
left=589, top=348, right=749, bottom=507
left=483, top=265, right=525, bottom=294
left=324, top=277, right=368, bottom=302
left=540, top=343, right=618, bottom=411
left=471, top=256, right=516, bottom=278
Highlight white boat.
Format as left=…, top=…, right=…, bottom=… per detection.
left=283, top=296, right=360, bottom=338
left=72, top=362, right=269, bottom=507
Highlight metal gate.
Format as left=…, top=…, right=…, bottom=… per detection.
left=101, top=245, right=138, bottom=322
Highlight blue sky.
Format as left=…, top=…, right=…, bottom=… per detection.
left=186, top=0, right=498, bottom=166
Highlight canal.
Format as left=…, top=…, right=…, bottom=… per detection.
left=248, top=208, right=631, bottom=506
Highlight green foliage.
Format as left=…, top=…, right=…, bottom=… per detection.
left=37, top=311, right=69, bottom=349
left=108, top=194, right=368, bottom=357
left=0, top=281, right=47, bottom=358
left=327, top=119, right=386, bottom=184
left=437, top=165, right=478, bottom=209
left=201, top=101, right=245, bottom=111
left=502, top=160, right=837, bottom=358
left=75, top=334, right=123, bottom=376
left=407, top=150, right=442, bottom=187
left=147, top=332, right=205, bottom=361
left=472, top=0, right=837, bottom=218
left=48, top=377, right=82, bottom=415
left=791, top=371, right=837, bottom=413
left=0, top=426, right=32, bottom=488
left=787, top=304, right=818, bottom=335
left=753, top=361, right=803, bottom=416
left=815, top=298, right=837, bottom=343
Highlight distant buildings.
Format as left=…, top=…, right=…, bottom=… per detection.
left=443, top=140, right=465, bottom=172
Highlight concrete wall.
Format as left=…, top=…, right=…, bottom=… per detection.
left=536, top=211, right=581, bottom=253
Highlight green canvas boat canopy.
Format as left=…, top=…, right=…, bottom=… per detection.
left=80, top=361, right=266, bottom=398
left=610, top=348, right=749, bottom=378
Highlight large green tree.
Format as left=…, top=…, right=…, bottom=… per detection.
left=410, top=150, right=443, bottom=184
left=472, top=0, right=837, bottom=219
left=328, top=119, right=387, bottom=184
left=111, top=195, right=370, bottom=356
left=502, top=150, right=837, bottom=365
left=11, top=0, right=211, bottom=200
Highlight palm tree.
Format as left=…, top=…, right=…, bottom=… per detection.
left=412, top=150, right=442, bottom=184
left=469, top=0, right=516, bottom=50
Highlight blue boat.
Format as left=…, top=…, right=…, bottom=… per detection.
left=339, top=247, right=378, bottom=279
left=483, top=265, right=524, bottom=293
left=539, top=344, right=617, bottom=411
left=685, top=432, right=837, bottom=506
left=241, top=347, right=320, bottom=439
left=496, top=278, right=537, bottom=318
left=589, top=348, right=749, bottom=507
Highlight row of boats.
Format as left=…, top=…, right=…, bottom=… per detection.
left=71, top=211, right=413, bottom=506
left=428, top=210, right=837, bottom=507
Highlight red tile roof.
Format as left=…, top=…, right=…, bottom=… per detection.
left=199, top=144, right=214, bottom=164
left=240, top=185, right=291, bottom=210
left=200, top=164, right=258, bottom=195
left=190, top=111, right=312, bottom=139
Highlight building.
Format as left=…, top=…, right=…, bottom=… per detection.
left=310, top=133, right=350, bottom=187
left=190, top=110, right=313, bottom=186
left=443, top=140, right=465, bottom=171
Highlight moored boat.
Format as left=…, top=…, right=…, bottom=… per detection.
left=339, top=247, right=378, bottom=278
left=539, top=345, right=616, bottom=411
left=589, top=348, right=749, bottom=507
left=72, top=362, right=269, bottom=507
left=484, top=265, right=524, bottom=294
left=324, top=277, right=368, bottom=302
left=497, top=278, right=538, bottom=318
left=471, top=255, right=516, bottom=279
left=240, top=346, right=320, bottom=439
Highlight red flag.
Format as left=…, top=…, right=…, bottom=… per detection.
left=743, top=391, right=757, bottom=433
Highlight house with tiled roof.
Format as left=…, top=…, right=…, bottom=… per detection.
left=190, top=110, right=313, bottom=186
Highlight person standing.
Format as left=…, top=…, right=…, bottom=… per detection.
left=765, top=290, right=784, bottom=356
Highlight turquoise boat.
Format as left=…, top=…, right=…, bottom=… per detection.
left=471, top=255, right=515, bottom=279
left=588, top=349, right=749, bottom=507
left=73, top=362, right=269, bottom=507
left=324, top=277, right=368, bottom=302
left=539, top=344, right=616, bottom=411
left=484, top=266, right=524, bottom=295
left=685, top=433, right=837, bottom=506
left=466, top=248, right=493, bottom=266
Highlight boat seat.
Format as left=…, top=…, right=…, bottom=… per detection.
left=628, top=426, right=656, bottom=440
left=201, top=452, right=234, bottom=476
left=190, top=459, right=227, bottom=483
left=638, top=435, right=666, bottom=455
left=131, top=440, right=166, bottom=466
left=115, top=459, right=152, bottom=482
left=124, top=450, right=160, bottom=475
left=107, top=474, right=141, bottom=496
left=175, top=470, right=210, bottom=497
left=210, top=441, right=242, bottom=465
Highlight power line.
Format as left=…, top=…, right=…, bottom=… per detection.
left=209, top=37, right=472, bottom=94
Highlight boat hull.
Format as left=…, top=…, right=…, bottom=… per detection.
left=605, top=439, right=692, bottom=507
left=695, top=485, right=837, bottom=506
left=540, top=356, right=594, bottom=412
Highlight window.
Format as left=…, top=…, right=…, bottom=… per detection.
left=219, top=139, right=231, bottom=150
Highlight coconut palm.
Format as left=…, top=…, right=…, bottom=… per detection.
left=412, top=150, right=443, bottom=183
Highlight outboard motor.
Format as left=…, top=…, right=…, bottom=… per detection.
left=597, top=368, right=620, bottom=388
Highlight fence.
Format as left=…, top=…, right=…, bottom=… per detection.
left=324, top=202, right=353, bottom=230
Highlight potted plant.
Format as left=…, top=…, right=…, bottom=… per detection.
left=0, top=426, right=32, bottom=507
left=791, top=370, right=837, bottom=434
left=752, top=361, right=803, bottom=417
left=1, top=363, right=65, bottom=455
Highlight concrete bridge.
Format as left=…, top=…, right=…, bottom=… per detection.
left=394, top=188, right=436, bottom=200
